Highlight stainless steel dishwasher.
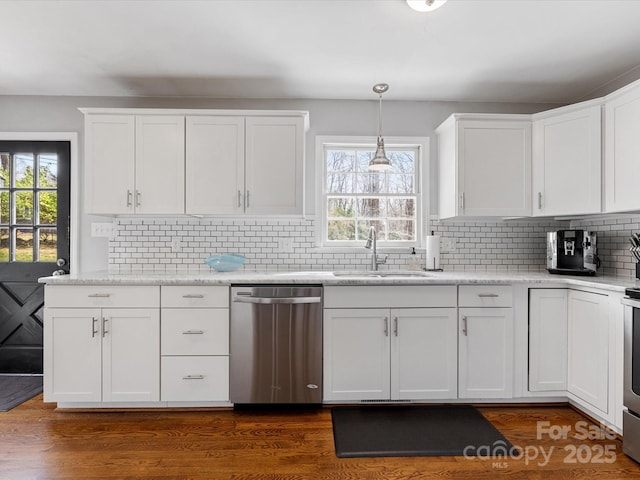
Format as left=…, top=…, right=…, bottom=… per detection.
left=230, top=285, right=323, bottom=405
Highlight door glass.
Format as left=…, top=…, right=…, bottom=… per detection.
left=0, top=149, right=63, bottom=264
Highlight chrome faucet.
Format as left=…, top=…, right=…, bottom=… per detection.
left=365, top=226, right=387, bottom=271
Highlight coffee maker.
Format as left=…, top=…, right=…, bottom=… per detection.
left=547, top=230, right=598, bottom=275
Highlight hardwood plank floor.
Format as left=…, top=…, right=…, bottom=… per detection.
left=1, top=395, right=640, bottom=479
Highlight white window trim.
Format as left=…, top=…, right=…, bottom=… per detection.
left=315, top=135, right=430, bottom=249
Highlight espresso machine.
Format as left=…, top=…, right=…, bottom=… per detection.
left=547, top=230, right=598, bottom=275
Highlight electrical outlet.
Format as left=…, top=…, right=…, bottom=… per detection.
left=91, top=222, right=113, bottom=238
left=277, top=237, right=294, bottom=253
left=171, top=237, right=183, bottom=253
left=441, top=237, right=456, bottom=254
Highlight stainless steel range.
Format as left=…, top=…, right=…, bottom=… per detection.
left=623, top=288, right=640, bottom=462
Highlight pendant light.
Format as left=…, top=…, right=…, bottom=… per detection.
left=406, top=0, right=448, bottom=12
left=369, top=83, right=392, bottom=171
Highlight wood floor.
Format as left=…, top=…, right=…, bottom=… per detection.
left=1, top=395, right=640, bottom=479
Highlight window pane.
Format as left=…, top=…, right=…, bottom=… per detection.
left=0, top=227, right=8, bottom=261
left=15, top=154, right=34, bottom=188
left=388, top=220, right=415, bottom=241
left=327, top=220, right=355, bottom=241
left=38, top=191, right=57, bottom=225
left=357, top=197, right=386, bottom=218
left=356, top=173, right=385, bottom=194
left=358, top=220, right=385, bottom=241
left=39, top=153, right=58, bottom=188
left=326, top=150, right=355, bottom=172
left=327, top=172, right=354, bottom=193
left=387, top=174, right=414, bottom=194
left=15, top=191, right=33, bottom=224
left=387, top=151, right=415, bottom=173
left=0, top=191, right=9, bottom=224
left=15, top=228, right=33, bottom=261
left=388, top=198, right=415, bottom=218
left=39, top=227, right=57, bottom=262
left=327, top=197, right=354, bottom=218
left=356, top=151, right=374, bottom=172
left=0, top=153, right=9, bottom=188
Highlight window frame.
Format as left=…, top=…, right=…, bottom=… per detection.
left=315, top=136, right=429, bottom=249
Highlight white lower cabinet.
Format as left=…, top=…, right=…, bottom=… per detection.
left=160, top=286, right=230, bottom=403
left=44, top=307, right=160, bottom=403
left=458, top=285, right=514, bottom=399
left=323, top=307, right=457, bottom=401
left=528, top=289, right=568, bottom=392
left=567, top=289, right=609, bottom=413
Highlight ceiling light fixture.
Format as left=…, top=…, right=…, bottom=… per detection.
left=406, top=0, right=448, bottom=13
left=369, top=83, right=392, bottom=172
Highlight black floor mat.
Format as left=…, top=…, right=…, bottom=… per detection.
left=0, top=375, right=43, bottom=412
left=331, top=404, right=516, bottom=458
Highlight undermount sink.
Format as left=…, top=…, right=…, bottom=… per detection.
left=331, top=270, right=432, bottom=278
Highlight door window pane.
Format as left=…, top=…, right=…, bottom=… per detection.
left=15, top=191, right=34, bottom=224
left=39, top=228, right=57, bottom=262
left=38, top=191, right=57, bottom=224
left=15, top=154, right=34, bottom=188
left=0, top=191, right=8, bottom=223
left=0, top=227, right=8, bottom=261
left=39, top=154, right=58, bottom=188
left=0, top=153, right=9, bottom=187
left=15, top=228, right=34, bottom=261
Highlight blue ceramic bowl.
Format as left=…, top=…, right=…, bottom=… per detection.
left=204, top=254, right=246, bottom=272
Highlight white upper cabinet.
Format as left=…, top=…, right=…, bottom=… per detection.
left=604, top=79, right=640, bottom=213
left=186, top=116, right=245, bottom=215
left=186, top=114, right=305, bottom=216
left=437, top=114, right=532, bottom=219
left=245, top=116, right=305, bottom=215
left=83, top=112, right=185, bottom=215
left=532, top=101, right=602, bottom=216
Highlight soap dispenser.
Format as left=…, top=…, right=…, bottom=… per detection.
left=406, top=247, right=422, bottom=271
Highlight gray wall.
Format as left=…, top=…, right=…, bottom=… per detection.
left=0, top=95, right=559, bottom=273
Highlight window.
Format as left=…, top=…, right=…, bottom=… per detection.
left=317, top=136, right=427, bottom=247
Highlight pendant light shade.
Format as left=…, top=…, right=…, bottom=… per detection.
left=369, top=83, right=391, bottom=171
left=406, top=0, right=448, bottom=12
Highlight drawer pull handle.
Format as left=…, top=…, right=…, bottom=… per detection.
left=88, top=293, right=111, bottom=298
left=102, top=318, right=109, bottom=337
left=182, top=330, right=205, bottom=335
left=462, top=316, right=468, bottom=336
left=477, top=293, right=499, bottom=298
left=182, top=294, right=205, bottom=299
left=183, top=375, right=205, bottom=380
left=91, top=317, right=98, bottom=338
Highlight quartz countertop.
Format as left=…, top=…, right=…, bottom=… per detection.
left=38, top=269, right=640, bottom=293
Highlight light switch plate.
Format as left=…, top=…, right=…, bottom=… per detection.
left=441, top=237, right=456, bottom=253
left=91, top=222, right=113, bottom=238
left=277, top=237, right=294, bottom=253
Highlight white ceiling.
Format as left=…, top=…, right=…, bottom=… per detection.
left=2, top=0, right=640, bottom=103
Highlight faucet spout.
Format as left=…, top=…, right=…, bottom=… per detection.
left=365, top=226, right=385, bottom=271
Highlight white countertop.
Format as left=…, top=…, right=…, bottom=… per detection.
left=39, top=269, right=640, bottom=293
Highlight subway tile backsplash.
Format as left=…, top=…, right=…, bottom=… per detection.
left=107, top=215, right=640, bottom=278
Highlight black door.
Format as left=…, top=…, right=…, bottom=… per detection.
left=0, top=141, right=70, bottom=374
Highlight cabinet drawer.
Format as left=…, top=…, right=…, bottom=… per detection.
left=161, top=356, right=229, bottom=402
left=458, top=285, right=512, bottom=307
left=161, top=309, right=228, bottom=356
left=161, top=286, right=229, bottom=308
left=45, top=285, right=159, bottom=308
left=324, top=286, right=457, bottom=308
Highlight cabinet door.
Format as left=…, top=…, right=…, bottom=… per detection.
left=102, top=308, right=160, bottom=402
left=459, top=307, right=514, bottom=398
left=84, top=114, right=135, bottom=214
left=457, top=119, right=531, bottom=217
left=567, top=290, right=609, bottom=412
left=390, top=308, right=457, bottom=400
left=185, top=116, right=245, bottom=215
left=43, top=308, right=102, bottom=402
left=323, top=308, right=390, bottom=401
left=135, top=116, right=185, bottom=214
left=529, top=289, right=568, bottom=392
left=532, top=105, right=601, bottom=216
left=245, top=116, right=304, bottom=215
left=605, top=82, right=640, bottom=213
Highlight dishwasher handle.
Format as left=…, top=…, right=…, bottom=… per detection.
left=233, top=295, right=321, bottom=305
